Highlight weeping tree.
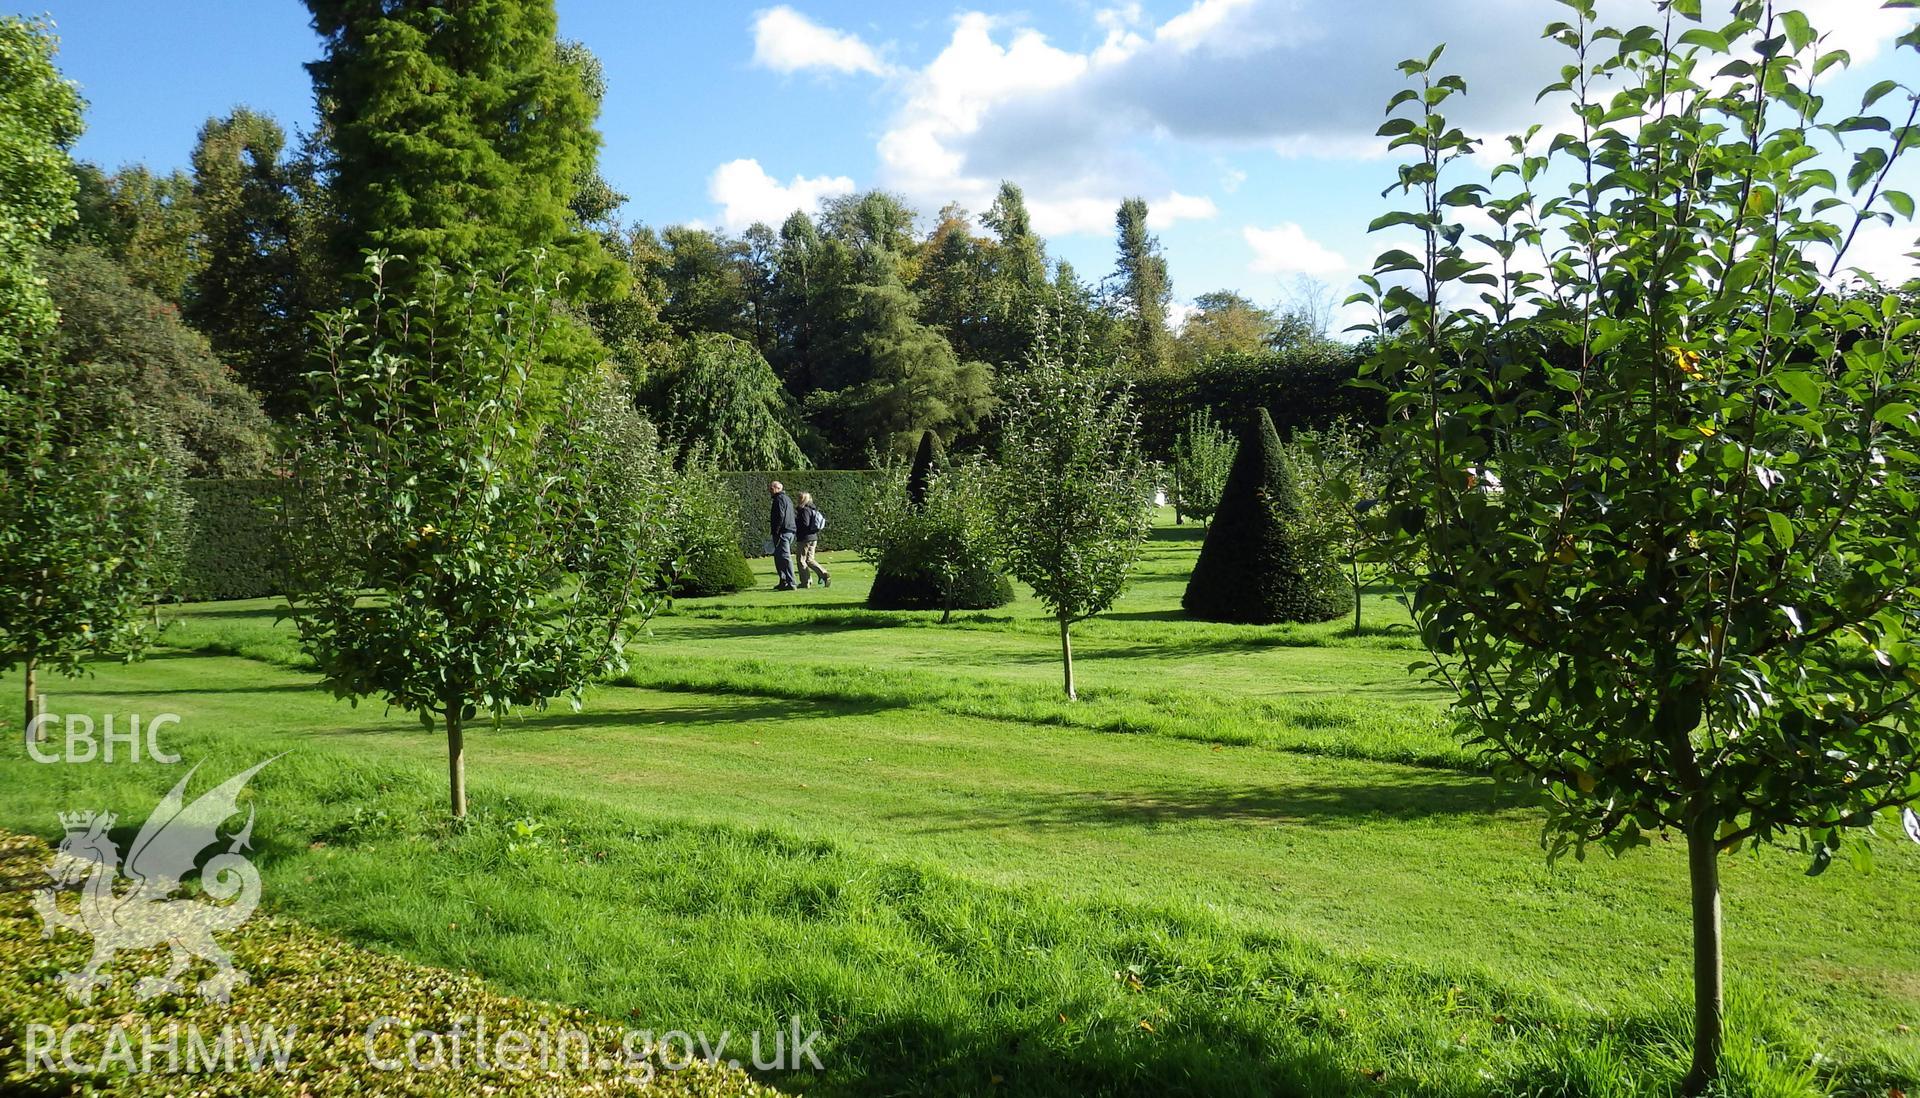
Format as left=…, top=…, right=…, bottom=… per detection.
left=647, top=333, right=807, bottom=470
left=1360, top=6, right=1920, bottom=1093
left=996, top=328, right=1156, bottom=698
left=283, top=255, right=671, bottom=817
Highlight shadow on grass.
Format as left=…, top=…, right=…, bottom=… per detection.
left=1148, top=524, right=1208, bottom=544
left=167, top=605, right=287, bottom=622
left=512, top=693, right=904, bottom=733
left=830, top=1011, right=1359, bottom=1098
left=81, top=682, right=316, bottom=697
left=900, top=776, right=1524, bottom=833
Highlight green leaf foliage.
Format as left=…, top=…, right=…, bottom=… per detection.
left=281, top=255, right=672, bottom=815
left=305, top=0, right=621, bottom=301
left=996, top=324, right=1157, bottom=696
left=0, top=18, right=183, bottom=708
left=1357, top=6, right=1920, bottom=1088
left=43, top=246, right=274, bottom=476
left=862, top=442, right=1014, bottom=617
left=1168, top=410, right=1237, bottom=525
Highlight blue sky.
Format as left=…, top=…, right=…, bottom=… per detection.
left=19, top=0, right=1920, bottom=322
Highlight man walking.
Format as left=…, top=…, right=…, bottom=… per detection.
left=769, top=480, right=797, bottom=591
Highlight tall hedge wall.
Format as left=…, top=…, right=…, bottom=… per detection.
left=1133, top=344, right=1384, bottom=459
left=727, top=470, right=881, bottom=556
left=170, top=473, right=885, bottom=602
left=178, top=479, right=282, bottom=601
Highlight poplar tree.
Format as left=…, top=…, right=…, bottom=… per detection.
left=1113, top=197, right=1172, bottom=372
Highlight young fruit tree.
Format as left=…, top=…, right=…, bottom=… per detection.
left=283, top=255, right=671, bottom=817
left=996, top=330, right=1156, bottom=699
left=1358, top=4, right=1920, bottom=1093
left=1169, top=409, right=1237, bottom=527
left=0, top=17, right=183, bottom=742
left=1282, top=423, right=1384, bottom=631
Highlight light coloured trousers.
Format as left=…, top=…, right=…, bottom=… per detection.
left=797, top=538, right=830, bottom=585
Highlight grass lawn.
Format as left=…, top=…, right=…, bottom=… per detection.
left=2, top=517, right=1916, bottom=1096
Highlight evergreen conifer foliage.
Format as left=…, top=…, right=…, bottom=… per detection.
left=905, top=429, right=942, bottom=506
left=1182, top=408, right=1344, bottom=624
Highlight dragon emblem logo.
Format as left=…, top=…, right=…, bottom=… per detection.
left=32, top=757, right=278, bottom=1004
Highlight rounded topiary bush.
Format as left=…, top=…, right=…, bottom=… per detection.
left=672, top=537, right=756, bottom=597
left=1182, top=407, right=1345, bottom=624
left=867, top=548, right=1014, bottom=611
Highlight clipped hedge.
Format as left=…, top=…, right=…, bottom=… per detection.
left=178, top=478, right=283, bottom=602
left=673, top=539, right=757, bottom=598
left=726, top=471, right=881, bottom=556
left=170, top=473, right=886, bottom=598
left=1133, top=345, right=1384, bottom=460
left=867, top=550, right=1014, bottom=612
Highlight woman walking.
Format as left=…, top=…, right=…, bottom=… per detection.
left=794, top=492, right=831, bottom=589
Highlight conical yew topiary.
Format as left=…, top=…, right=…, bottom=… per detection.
left=1182, top=408, right=1345, bottom=624
left=905, top=428, right=944, bottom=507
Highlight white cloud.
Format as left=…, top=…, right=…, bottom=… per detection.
left=1825, top=220, right=1920, bottom=283
left=1022, top=191, right=1216, bottom=236
left=708, top=158, right=856, bottom=232
left=868, top=0, right=1918, bottom=207
left=753, top=0, right=1917, bottom=250
left=1803, top=0, right=1913, bottom=65
left=1166, top=299, right=1201, bottom=333
left=1244, top=222, right=1349, bottom=277
left=877, top=12, right=1089, bottom=206
left=1149, top=192, right=1218, bottom=229
left=752, top=6, right=892, bottom=76
left=1155, top=0, right=1257, bottom=51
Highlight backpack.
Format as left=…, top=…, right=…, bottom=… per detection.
left=801, top=505, right=826, bottom=537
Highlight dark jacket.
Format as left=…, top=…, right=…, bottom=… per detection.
left=770, top=491, right=796, bottom=537
left=796, top=504, right=823, bottom=539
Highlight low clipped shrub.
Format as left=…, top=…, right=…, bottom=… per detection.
left=1183, top=408, right=1345, bottom=624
